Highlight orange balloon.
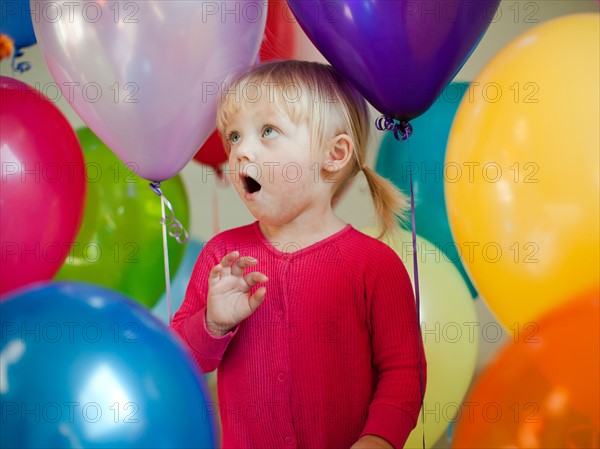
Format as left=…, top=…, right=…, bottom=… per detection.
left=452, top=290, right=599, bottom=448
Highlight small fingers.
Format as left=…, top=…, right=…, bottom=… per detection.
left=211, top=253, right=262, bottom=287
left=244, top=271, right=269, bottom=288
left=220, top=251, right=239, bottom=269
left=248, top=286, right=267, bottom=313
left=231, top=255, right=259, bottom=277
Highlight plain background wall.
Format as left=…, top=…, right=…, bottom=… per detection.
left=1, top=2, right=598, bottom=446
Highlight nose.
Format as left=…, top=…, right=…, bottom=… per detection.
left=231, top=138, right=255, bottom=163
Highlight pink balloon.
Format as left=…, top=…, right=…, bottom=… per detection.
left=32, top=1, right=266, bottom=181
left=0, top=76, right=86, bottom=296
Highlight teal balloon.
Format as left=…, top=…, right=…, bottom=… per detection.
left=376, top=82, right=477, bottom=298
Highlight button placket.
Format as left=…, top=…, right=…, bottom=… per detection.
left=275, top=257, right=295, bottom=443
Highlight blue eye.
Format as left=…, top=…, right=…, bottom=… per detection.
left=227, top=131, right=240, bottom=144
left=263, top=126, right=279, bottom=138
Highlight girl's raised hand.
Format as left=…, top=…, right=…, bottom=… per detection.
left=205, top=251, right=268, bottom=337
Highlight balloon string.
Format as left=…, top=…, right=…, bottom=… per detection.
left=160, top=195, right=173, bottom=323
left=376, top=120, right=424, bottom=449
left=407, top=141, right=426, bottom=449
left=149, top=182, right=189, bottom=323
left=149, top=182, right=189, bottom=245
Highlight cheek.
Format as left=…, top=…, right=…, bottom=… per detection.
left=274, top=162, right=311, bottom=188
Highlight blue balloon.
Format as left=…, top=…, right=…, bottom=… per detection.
left=376, top=82, right=478, bottom=298
left=0, top=0, right=36, bottom=49
left=0, top=282, right=216, bottom=448
left=153, top=239, right=204, bottom=324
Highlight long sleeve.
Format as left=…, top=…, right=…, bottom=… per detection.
left=359, top=243, right=427, bottom=449
left=170, top=240, right=238, bottom=373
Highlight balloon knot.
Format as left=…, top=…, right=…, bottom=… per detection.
left=149, top=181, right=163, bottom=196
left=375, top=115, right=412, bottom=141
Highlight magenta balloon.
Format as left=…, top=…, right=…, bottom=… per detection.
left=32, top=1, right=266, bottom=181
left=0, top=76, right=86, bottom=296
left=287, top=0, right=500, bottom=121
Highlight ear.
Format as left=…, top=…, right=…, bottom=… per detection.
left=323, top=134, right=353, bottom=174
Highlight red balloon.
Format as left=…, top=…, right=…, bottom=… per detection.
left=0, top=76, right=86, bottom=296
left=259, top=0, right=296, bottom=62
left=192, top=129, right=227, bottom=176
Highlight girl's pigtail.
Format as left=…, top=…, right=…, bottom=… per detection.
left=362, top=165, right=410, bottom=240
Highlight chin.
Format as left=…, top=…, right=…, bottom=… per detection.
left=251, top=210, right=294, bottom=226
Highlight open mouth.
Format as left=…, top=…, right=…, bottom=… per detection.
left=242, top=175, right=262, bottom=194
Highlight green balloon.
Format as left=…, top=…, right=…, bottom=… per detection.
left=55, top=128, right=190, bottom=308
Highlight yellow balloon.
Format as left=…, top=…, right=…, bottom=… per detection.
left=361, top=228, right=477, bottom=449
left=446, top=14, right=600, bottom=328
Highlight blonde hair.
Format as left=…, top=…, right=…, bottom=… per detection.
left=216, top=60, right=409, bottom=239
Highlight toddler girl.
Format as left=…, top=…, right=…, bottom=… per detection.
left=172, top=60, right=426, bottom=449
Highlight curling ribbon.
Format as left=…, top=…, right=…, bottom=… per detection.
left=149, top=181, right=188, bottom=323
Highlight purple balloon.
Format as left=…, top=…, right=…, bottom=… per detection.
left=288, top=0, right=500, bottom=121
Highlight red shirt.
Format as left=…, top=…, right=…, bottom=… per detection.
left=171, top=222, right=426, bottom=449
